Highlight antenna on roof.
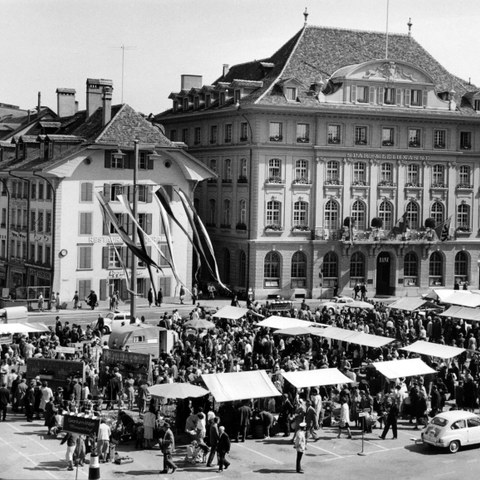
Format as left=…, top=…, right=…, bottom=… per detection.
left=112, top=44, right=137, bottom=103
left=407, top=17, right=413, bottom=36
left=385, top=0, right=390, bottom=59
left=303, top=7, right=308, bottom=26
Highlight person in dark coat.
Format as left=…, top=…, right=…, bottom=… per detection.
left=147, top=288, right=154, bottom=308
left=279, top=393, right=295, bottom=437
left=157, top=288, right=163, bottom=307
left=206, top=416, right=220, bottom=467
left=236, top=401, right=252, bottom=442
left=0, top=382, right=9, bottom=421
left=24, top=381, right=35, bottom=422
left=87, top=290, right=97, bottom=310
left=160, top=422, right=177, bottom=474
left=217, top=426, right=231, bottom=472
left=379, top=396, right=399, bottom=439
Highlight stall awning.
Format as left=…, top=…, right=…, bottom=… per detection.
left=282, top=368, right=353, bottom=389
left=201, top=370, right=281, bottom=402
left=317, top=326, right=394, bottom=348
left=433, top=289, right=480, bottom=308
left=388, top=297, right=429, bottom=311
left=0, top=323, right=49, bottom=334
left=439, top=305, right=480, bottom=322
left=212, top=306, right=250, bottom=320
left=400, top=340, right=465, bottom=359
left=255, top=316, right=316, bottom=330
left=373, top=358, right=436, bottom=380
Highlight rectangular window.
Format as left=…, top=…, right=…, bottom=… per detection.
left=139, top=151, right=148, bottom=170
left=234, top=90, right=241, bottom=104
left=170, top=129, right=177, bottom=142
left=182, top=128, right=189, bottom=144
left=384, top=87, right=396, bottom=105
left=475, top=100, right=480, bottom=111
left=327, top=124, right=341, bottom=144
left=382, top=127, right=394, bottom=146
left=37, top=244, right=42, bottom=263
left=353, top=162, right=367, bottom=183
left=380, top=163, right=393, bottom=182
left=326, top=161, right=339, bottom=182
left=285, top=87, right=296, bottom=101
left=80, top=182, right=93, bottom=202
left=432, top=165, right=445, bottom=185
left=37, top=211, right=44, bottom=232
left=205, top=94, right=211, bottom=108
left=194, top=127, right=201, bottom=145
left=356, top=86, right=369, bottom=103
left=296, top=123, right=309, bottom=143
left=1, top=208, right=6, bottom=228
left=194, top=97, right=199, bottom=109
left=408, top=128, right=421, bottom=147
left=30, top=211, right=36, bottom=230
left=31, top=183, right=36, bottom=200
left=269, top=122, right=283, bottom=142
left=410, top=89, right=422, bottom=106
left=138, top=213, right=152, bottom=234
left=78, top=246, right=92, bottom=270
left=224, top=124, right=232, bottom=143
left=460, top=131, right=472, bottom=149
left=108, top=246, right=122, bottom=268
left=407, top=164, right=420, bottom=185
left=354, top=126, right=368, bottom=145
left=45, top=212, right=52, bottom=233
left=78, top=279, right=91, bottom=300
left=219, top=92, right=225, bottom=105
left=434, top=129, right=446, bottom=149
left=79, top=212, right=93, bottom=235
left=38, top=182, right=44, bottom=200
left=210, top=125, right=218, bottom=144
left=110, top=152, right=125, bottom=169
left=240, top=122, right=248, bottom=141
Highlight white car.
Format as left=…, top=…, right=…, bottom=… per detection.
left=96, top=311, right=139, bottom=334
left=319, top=296, right=372, bottom=313
left=421, top=410, right=480, bottom=453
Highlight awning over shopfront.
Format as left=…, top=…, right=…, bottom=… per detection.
left=201, top=370, right=281, bottom=402
left=373, top=358, right=436, bottom=380
left=388, top=297, right=429, bottom=311
left=316, top=326, right=394, bottom=348
left=400, top=340, right=465, bottom=359
left=212, top=306, right=250, bottom=320
left=282, top=368, right=353, bottom=389
left=433, top=289, right=480, bottom=308
left=439, top=306, right=480, bottom=322
left=0, top=323, right=49, bottom=334
left=255, top=316, right=316, bottom=330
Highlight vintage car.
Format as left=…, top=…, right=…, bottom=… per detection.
left=95, top=311, right=139, bottom=334
left=318, top=296, right=373, bottom=314
left=421, top=410, right=480, bottom=453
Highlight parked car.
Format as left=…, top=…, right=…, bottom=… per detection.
left=95, top=311, right=139, bottom=334
left=421, top=410, right=480, bottom=453
left=318, top=296, right=373, bottom=313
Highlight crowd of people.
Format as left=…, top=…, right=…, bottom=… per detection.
left=1, top=294, right=480, bottom=474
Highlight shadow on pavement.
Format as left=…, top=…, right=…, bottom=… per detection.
left=25, top=460, right=66, bottom=471
left=117, top=470, right=163, bottom=476
left=254, top=468, right=298, bottom=474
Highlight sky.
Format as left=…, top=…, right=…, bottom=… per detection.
left=2, top=0, right=480, bottom=116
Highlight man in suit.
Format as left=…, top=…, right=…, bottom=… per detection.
left=206, top=416, right=220, bottom=467
left=161, top=422, right=177, bottom=474
left=0, top=382, right=10, bottom=421
left=236, top=401, right=252, bottom=442
left=217, top=426, right=231, bottom=472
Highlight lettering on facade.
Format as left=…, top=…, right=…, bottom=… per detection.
left=88, top=236, right=163, bottom=244
left=346, top=153, right=430, bottom=161
left=378, top=257, right=390, bottom=263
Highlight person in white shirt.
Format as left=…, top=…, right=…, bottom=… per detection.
left=337, top=398, right=352, bottom=439
left=97, top=419, right=111, bottom=462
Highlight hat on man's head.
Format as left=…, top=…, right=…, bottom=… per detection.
left=299, top=422, right=307, bottom=428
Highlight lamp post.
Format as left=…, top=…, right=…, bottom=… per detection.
left=129, top=140, right=139, bottom=323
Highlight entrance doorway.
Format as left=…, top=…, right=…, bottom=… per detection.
left=376, top=252, right=392, bottom=295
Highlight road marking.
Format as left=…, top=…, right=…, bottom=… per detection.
left=0, top=435, right=59, bottom=480
left=306, top=443, right=343, bottom=458
left=235, top=443, right=283, bottom=464
left=365, top=439, right=389, bottom=450
left=6, top=422, right=51, bottom=451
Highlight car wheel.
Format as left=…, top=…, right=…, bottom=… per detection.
left=448, top=440, right=460, bottom=453
left=103, top=326, right=110, bottom=335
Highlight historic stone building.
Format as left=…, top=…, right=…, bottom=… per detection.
left=155, top=24, right=480, bottom=300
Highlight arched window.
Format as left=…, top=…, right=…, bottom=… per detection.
left=294, top=160, right=309, bottom=183
left=323, top=251, right=338, bottom=287
left=326, top=161, right=339, bottom=182
left=291, top=251, right=307, bottom=288
left=264, top=251, right=281, bottom=287
left=350, top=252, right=365, bottom=286
left=324, top=200, right=339, bottom=230
left=238, top=250, right=247, bottom=287
left=404, top=252, right=418, bottom=286
left=378, top=200, right=393, bottom=231
left=430, top=201, right=444, bottom=225
left=429, top=251, right=443, bottom=286
left=238, top=199, right=247, bottom=226
left=457, top=203, right=470, bottom=230
left=352, top=200, right=367, bottom=231
left=454, top=251, right=469, bottom=285
left=266, top=200, right=282, bottom=227
left=293, top=201, right=308, bottom=228
left=222, top=199, right=231, bottom=227
left=208, top=199, right=216, bottom=226
left=223, top=249, right=230, bottom=284
left=406, top=201, right=419, bottom=229
left=268, top=158, right=282, bottom=182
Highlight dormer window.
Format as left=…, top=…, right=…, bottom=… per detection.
left=183, top=98, right=189, bottom=111
left=356, top=86, right=369, bottom=103
left=410, top=89, right=423, bottom=107
left=474, top=100, right=480, bottom=111
left=384, top=87, right=396, bottom=105
left=285, top=87, right=297, bottom=101
left=17, top=142, right=26, bottom=160
left=234, top=90, right=241, bottom=104
left=173, top=100, right=178, bottom=112
left=219, top=92, right=226, bottom=105
left=194, top=97, right=200, bottom=109
left=205, top=94, right=211, bottom=108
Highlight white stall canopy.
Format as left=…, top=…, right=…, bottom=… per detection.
left=388, top=297, right=430, bottom=312
left=439, top=306, right=480, bottom=322
left=317, top=326, right=394, bottom=348
left=400, top=340, right=465, bottom=359
left=0, top=323, right=49, bottom=334
left=255, top=316, right=316, bottom=330
left=212, top=306, right=250, bottom=320
left=201, top=370, right=281, bottom=402
left=282, top=368, right=353, bottom=389
left=433, top=289, right=480, bottom=308
left=373, top=358, right=436, bottom=380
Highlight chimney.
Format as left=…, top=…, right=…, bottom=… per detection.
left=86, top=78, right=113, bottom=117
left=223, top=64, right=229, bottom=77
left=180, top=74, right=202, bottom=91
left=56, top=88, right=76, bottom=117
left=102, top=85, right=113, bottom=126
left=37, top=91, right=41, bottom=113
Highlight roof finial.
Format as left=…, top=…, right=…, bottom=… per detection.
left=303, top=7, right=308, bottom=26
left=407, top=17, right=412, bottom=36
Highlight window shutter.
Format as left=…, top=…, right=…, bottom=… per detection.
left=146, top=185, right=153, bottom=203
left=146, top=214, right=152, bottom=234
left=405, top=89, right=411, bottom=106
left=99, top=279, right=107, bottom=301
left=396, top=89, right=402, bottom=105
left=369, top=87, right=375, bottom=104
left=378, top=87, right=384, bottom=105
left=422, top=90, right=428, bottom=107
left=350, top=85, right=357, bottom=103
left=102, top=246, right=109, bottom=268
left=127, top=185, right=134, bottom=204
left=104, top=151, right=111, bottom=168
left=102, top=219, right=109, bottom=235
left=147, top=156, right=154, bottom=170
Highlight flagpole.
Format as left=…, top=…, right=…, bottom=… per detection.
left=130, top=139, right=138, bottom=323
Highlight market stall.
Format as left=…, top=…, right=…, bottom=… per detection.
left=281, top=368, right=353, bottom=389
left=400, top=340, right=465, bottom=359
left=372, top=358, right=436, bottom=380
left=255, top=316, right=316, bottom=330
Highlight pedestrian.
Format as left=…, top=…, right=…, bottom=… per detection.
left=179, top=286, right=185, bottom=304
left=206, top=416, right=220, bottom=467
left=208, top=283, right=216, bottom=299
left=157, top=288, right=163, bottom=307
left=360, top=283, right=367, bottom=301
left=38, top=293, right=44, bottom=312
left=217, top=425, right=231, bottom=472
left=147, top=287, right=154, bottom=308
left=337, top=398, right=352, bottom=439
left=379, top=396, right=398, bottom=440
left=353, top=283, right=360, bottom=299
left=231, top=295, right=240, bottom=307
left=97, top=419, right=111, bottom=462
left=160, top=422, right=177, bottom=474
left=236, top=400, right=252, bottom=442
left=192, top=283, right=198, bottom=305
left=87, top=290, right=98, bottom=310
left=55, top=292, right=61, bottom=311
left=143, top=406, right=157, bottom=449
left=305, top=401, right=318, bottom=440
left=60, top=432, right=77, bottom=471
left=293, top=421, right=306, bottom=474
left=72, top=291, right=79, bottom=309
left=0, top=382, right=9, bottom=421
